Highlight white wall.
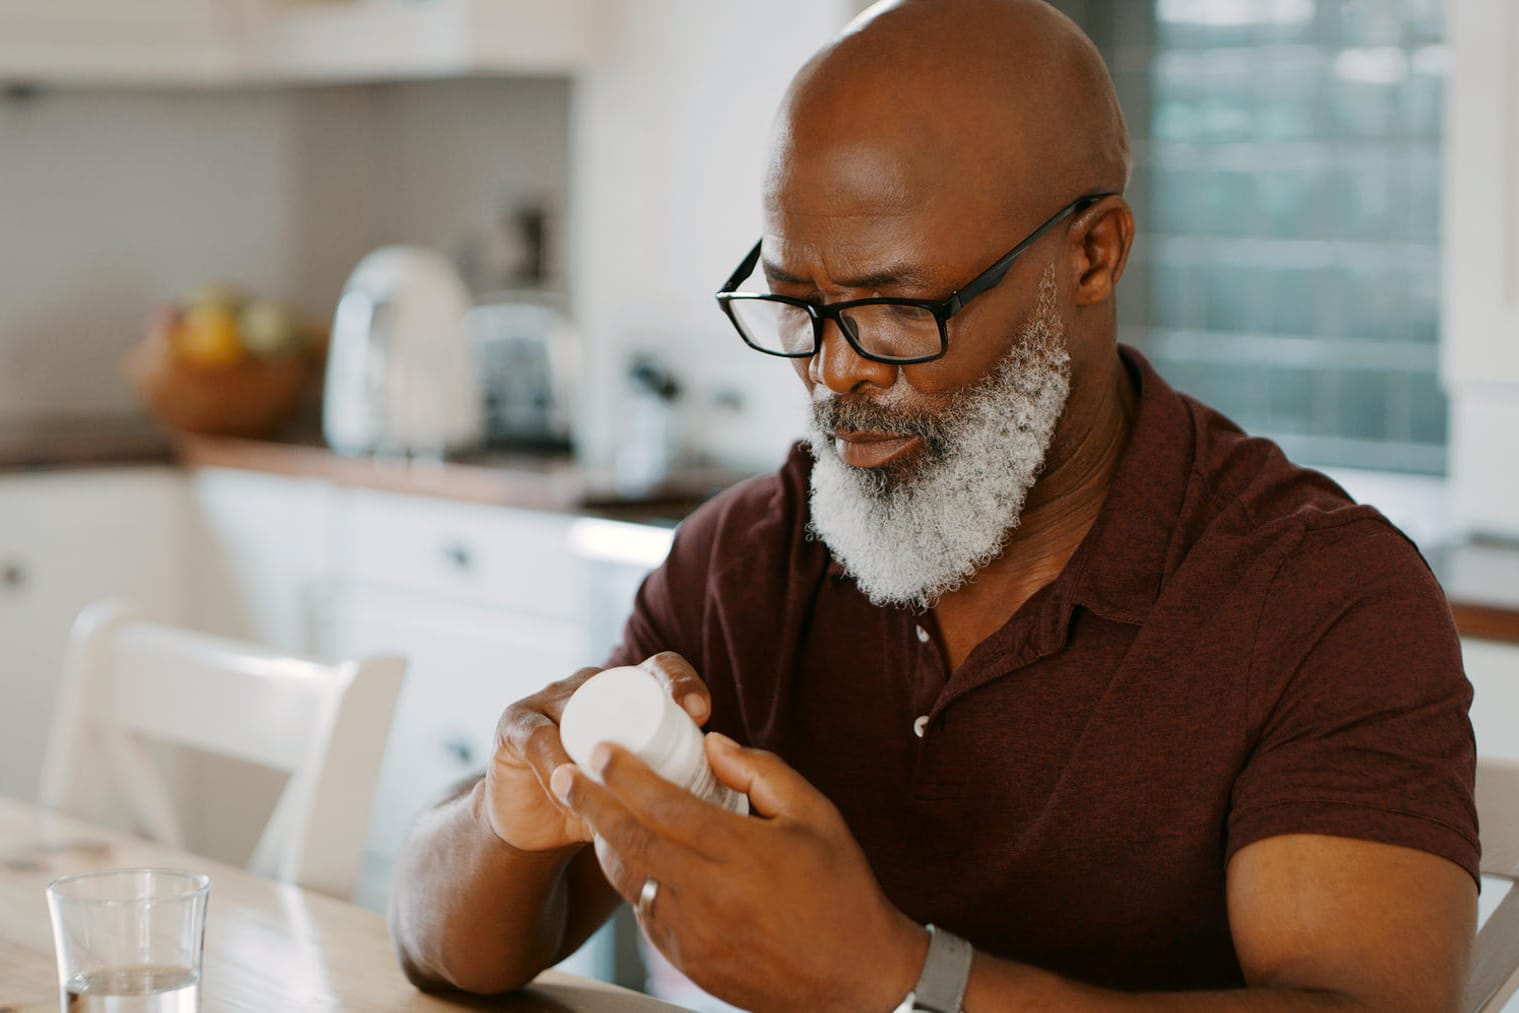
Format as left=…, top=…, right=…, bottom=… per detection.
left=0, top=4, right=875, bottom=473
left=1441, top=0, right=1519, bottom=540
left=0, top=77, right=570, bottom=425
left=569, top=0, right=860, bottom=474
left=0, top=88, right=295, bottom=422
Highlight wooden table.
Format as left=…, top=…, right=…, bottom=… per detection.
left=0, top=797, right=685, bottom=1011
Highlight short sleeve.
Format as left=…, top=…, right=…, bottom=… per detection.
left=1227, top=517, right=1479, bottom=883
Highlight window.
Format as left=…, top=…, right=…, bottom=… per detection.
left=1062, top=0, right=1447, bottom=474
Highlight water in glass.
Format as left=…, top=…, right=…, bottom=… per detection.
left=64, top=966, right=199, bottom=1013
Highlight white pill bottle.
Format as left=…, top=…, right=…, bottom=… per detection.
left=559, top=666, right=749, bottom=815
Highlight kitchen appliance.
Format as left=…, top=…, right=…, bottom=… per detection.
left=323, top=246, right=483, bottom=457
left=472, top=297, right=579, bottom=450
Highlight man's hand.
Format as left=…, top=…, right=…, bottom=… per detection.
left=550, top=731, right=927, bottom=1013
left=485, top=653, right=712, bottom=853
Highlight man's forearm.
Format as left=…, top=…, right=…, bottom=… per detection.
left=388, top=778, right=590, bottom=994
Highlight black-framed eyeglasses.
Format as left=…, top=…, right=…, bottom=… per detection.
left=715, top=192, right=1116, bottom=365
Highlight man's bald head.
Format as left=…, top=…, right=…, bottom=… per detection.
left=760, top=1, right=1140, bottom=607
left=766, top=0, right=1131, bottom=232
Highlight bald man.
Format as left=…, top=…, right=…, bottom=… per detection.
left=390, top=2, right=1478, bottom=1010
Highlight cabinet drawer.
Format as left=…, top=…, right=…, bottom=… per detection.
left=340, top=490, right=576, bottom=618
left=323, top=587, right=585, bottom=867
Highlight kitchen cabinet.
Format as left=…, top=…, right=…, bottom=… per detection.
left=323, top=570, right=633, bottom=982
left=1441, top=0, right=1519, bottom=538
left=322, top=585, right=582, bottom=906
left=0, top=0, right=599, bottom=87
left=0, top=468, right=187, bottom=802
left=130, top=460, right=680, bottom=982
left=248, top=0, right=600, bottom=84
left=311, top=490, right=671, bottom=984
left=175, top=470, right=618, bottom=905
left=188, top=467, right=335, bottom=652
left=0, top=0, right=235, bottom=86
left=313, top=488, right=590, bottom=908
left=175, top=474, right=609, bottom=892
left=177, top=467, right=338, bottom=865
left=339, top=486, right=579, bottom=618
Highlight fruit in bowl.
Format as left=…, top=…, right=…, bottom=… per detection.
left=126, top=284, right=325, bottom=440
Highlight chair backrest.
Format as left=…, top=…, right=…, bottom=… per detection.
left=38, top=600, right=406, bottom=901
left=1467, top=757, right=1519, bottom=1012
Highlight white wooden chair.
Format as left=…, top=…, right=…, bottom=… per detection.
left=38, top=599, right=406, bottom=901
left=1468, top=757, right=1519, bottom=1012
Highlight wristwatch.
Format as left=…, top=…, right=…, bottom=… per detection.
left=892, top=924, right=974, bottom=1013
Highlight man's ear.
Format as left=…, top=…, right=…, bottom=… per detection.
left=1070, top=197, right=1135, bottom=307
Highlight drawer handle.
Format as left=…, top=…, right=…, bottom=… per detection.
left=444, top=737, right=476, bottom=767
left=2, top=560, right=26, bottom=590
left=441, top=543, right=474, bottom=572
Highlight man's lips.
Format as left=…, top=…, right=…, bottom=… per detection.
left=833, top=430, right=922, bottom=468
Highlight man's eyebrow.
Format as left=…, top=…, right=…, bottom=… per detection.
left=761, top=259, right=939, bottom=292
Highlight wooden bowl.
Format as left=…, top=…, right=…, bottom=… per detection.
left=125, top=332, right=315, bottom=440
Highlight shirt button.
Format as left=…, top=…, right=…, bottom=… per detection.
left=915, top=624, right=930, bottom=643
left=913, top=714, right=929, bottom=738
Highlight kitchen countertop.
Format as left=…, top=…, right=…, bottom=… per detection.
left=171, top=431, right=751, bottom=526
left=0, top=421, right=745, bottom=523
left=175, top=431, right=589, bottom=510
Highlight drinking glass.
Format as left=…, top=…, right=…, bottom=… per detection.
left=46, top=869, right=211, bottom=1012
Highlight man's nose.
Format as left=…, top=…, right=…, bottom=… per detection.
left=808, top=317, right=898, bottom=394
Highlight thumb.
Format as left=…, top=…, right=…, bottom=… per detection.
left=705, top=732, right=823, bottom=821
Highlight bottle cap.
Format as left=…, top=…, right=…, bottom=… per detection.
left=559, top=666, right=687, bottom=772
left=560, top=665, right=748, bottom=814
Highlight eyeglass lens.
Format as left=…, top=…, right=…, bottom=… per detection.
left=729, top=297, right=941, bottom=361
left=729, top=299, right=814, bottom=355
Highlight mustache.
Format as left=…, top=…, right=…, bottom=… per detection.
left=808, top=393, right=952, bottom=452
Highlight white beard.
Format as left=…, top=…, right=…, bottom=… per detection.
left=805, top=266, right=1071, bottom=609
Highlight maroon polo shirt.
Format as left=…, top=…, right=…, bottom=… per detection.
left=610, top=345, right=1477, bottom=992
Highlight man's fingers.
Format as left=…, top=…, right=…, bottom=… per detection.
left=551, top=763, right=685, bottom=903
left=591, top=744, right=732, bottom=856
left=495, top=686, right=582, bottom=813
left=706, top=732, right=827, bottom=822
left=517, top=713, right=574, bottom=784
left=639, top=652, right=712, bottom=725
left=495, top=666, right=602, bottom=761
left=535, top=666, right=604, bottom=723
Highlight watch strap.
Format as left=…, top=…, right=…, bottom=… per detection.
left=899, top=923, right=973, bottom=1013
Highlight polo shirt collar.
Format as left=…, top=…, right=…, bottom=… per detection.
left=1060, top=344, right=1194, bottom=627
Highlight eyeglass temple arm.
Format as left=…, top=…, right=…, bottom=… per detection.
left=718, top=240, right=764, bottom=294
left=716, top=192, right=1117, bottom=302
left=947, top=193, right=1117, bottom=313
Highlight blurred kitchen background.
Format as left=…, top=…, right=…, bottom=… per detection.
left=2, top=0, right=1517, bottom=1004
